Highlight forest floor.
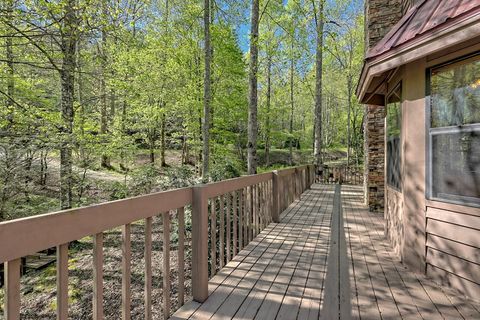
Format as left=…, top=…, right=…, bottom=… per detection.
left=47, top=158, right=127, bottom=183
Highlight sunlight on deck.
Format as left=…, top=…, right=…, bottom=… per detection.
left=172, top=184, right=480, bottom=320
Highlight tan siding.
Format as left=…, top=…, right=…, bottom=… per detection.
left=427, top=264, right=480, bottom=302
left=426, top=216, right=480, bottom=248
left=426, top=206, right=480, bottom=302
left=426, top=248, right=480, bottom=284
left=427, top=234, right=480, bottom=265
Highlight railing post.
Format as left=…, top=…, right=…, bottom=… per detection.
left=192, top=184, right=209, bottom=302
left=272, top=171, right=280, bottom=223
left=5, top=259, right=21, bottom=320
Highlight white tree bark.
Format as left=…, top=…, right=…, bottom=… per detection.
left=247, top=0, right=260, bottom=174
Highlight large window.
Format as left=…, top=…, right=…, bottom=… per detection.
left=386, top=84, right=402, bottom=190
left=428, top=55, right=480, bottom=206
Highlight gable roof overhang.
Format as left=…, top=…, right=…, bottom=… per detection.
left=357, top=1, right=480, bottom=105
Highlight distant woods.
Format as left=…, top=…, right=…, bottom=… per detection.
left=0, top=0, right=365, bottom=220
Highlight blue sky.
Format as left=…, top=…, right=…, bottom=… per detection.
left=234, top=0, right=363, bottom=53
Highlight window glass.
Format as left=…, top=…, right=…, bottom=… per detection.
left=431, top=131, right=480, bottom=202
left=386, top=85, right=402, bottom=190
left=429, top=56, right=480, bottom=205
left=431, top=58, right=480, bottom=127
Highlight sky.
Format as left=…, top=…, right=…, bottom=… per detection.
left=233, top=0, right=363, bottom=53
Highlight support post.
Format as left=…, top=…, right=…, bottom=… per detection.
left=272, top=171, right=279, bottom=223
left=192, top=184, right=208, bottom=302
left=5, top=259, right=21, bottom=320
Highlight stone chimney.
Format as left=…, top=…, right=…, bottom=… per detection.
left=363, top=0, right=402, bottom=212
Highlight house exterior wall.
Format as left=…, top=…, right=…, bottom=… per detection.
left=386, top=42, right=480, bottom=300
left=401, top=58, right=426, bottom=273
left=422, top=43, right=480, bottom=301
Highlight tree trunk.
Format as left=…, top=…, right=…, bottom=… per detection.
left=6, top=0, right=14, bottom=122
left=202, top=0, right=211, bottom=181
left=313, top=0, right=324, bottom=168
left=181, top=126, right=188, bottom=165
left=120, top=100, right=128, bottom=171
left=247, top=0, right=260, bottom=175
left=100, top=0, right=110, bottom=168
left=59, top=0, right=77, bottom=210
left=149, top=132, right=155, bottom=164
left=160, top=113, right=166, bottom=167
left=289, top=42, right=294, bottom=166
left=265, top=55, right=272, bottom=167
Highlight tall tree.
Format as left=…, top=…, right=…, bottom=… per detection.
left=265, top=55, right=272, bottom=167
left=313, top=0, right=324, bottom=168
left=59, top=0, right=78, bottom=209
left=247, top=0, right=260, bottom=174
left=5, top=0, right=14, bottom=113
left=100, top=0, right=110, bottom=168
left=202, top=0, right=211, bottom=181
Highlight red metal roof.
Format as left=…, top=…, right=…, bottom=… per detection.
left=366, top=0, right=480, bottom=60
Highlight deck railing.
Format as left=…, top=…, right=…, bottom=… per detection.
left=0, top=164, right=315, bottom=320
left=317, top=165, right=363, bottom=185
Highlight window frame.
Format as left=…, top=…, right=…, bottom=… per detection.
left=426, top=52, right=480, bottom=208
left=385, top=82, right=403, bottom=191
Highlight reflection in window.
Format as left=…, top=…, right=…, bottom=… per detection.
left=387, top=85, right=402, bottom=190
left=429, top=56, right=480, bottom=205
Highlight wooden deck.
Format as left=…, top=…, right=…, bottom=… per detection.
left=172, top=184, right=480, bottom=320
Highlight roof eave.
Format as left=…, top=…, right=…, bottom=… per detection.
left=357, top=12, right=480, bottom=104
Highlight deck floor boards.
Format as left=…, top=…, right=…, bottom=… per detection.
left=171, top=184, right=480, bottom=320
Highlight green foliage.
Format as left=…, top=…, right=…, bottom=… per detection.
left=0, top=0, right=365, bottom=220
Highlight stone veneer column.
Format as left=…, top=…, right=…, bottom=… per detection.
left=364, top=105, right=385, bottom=211
left=363, top=0, right=402, bottom=212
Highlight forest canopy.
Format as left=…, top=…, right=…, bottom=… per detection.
left=0, top=0, right=365, bottom=220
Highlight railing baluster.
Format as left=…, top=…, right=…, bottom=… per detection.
left=252, top=184, right=257, bottom=238
left=177, top=207, right=185, bottom=306
left=93, top=233, right=104, bottom=320
left=163, top=211, right=171, bottom=319
left=271, top=179, right=274, bottom=221
left=264, top=182, right=268, bottom=226
left=145, top=217, right=152, bottom=320
left=57, top=243, right=69, bottom=320
left=233, top=191, right=238, bottom=256
left=243, top=187, right=248, bottom=246
left=257, top=183, right=261, bottom=232
left=5, top=258, right=21, bottom=320
left=247, top=186, right=252, bottom=242
left=122, top=224, right=131, bottom=320
left=265, top=181, right=268, bottom=224
left=226, top=193, right=231, bottom=263
left=210, top=200, right=217, bottom=276
left=259, top=184, right=262, bottom=231
left=272, top=171, right=279, bottom=223
left=253, top=185, right=257, bottom=239
left=220, top=195, right=225, bottom=268
left=258, top=184, right=262, bottom=232
left=239, top=189, right=243, bottom=250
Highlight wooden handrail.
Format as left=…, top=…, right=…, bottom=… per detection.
left=1, top=164, right=316, bottom=319
left=0, top=186, right=193, bottom=263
